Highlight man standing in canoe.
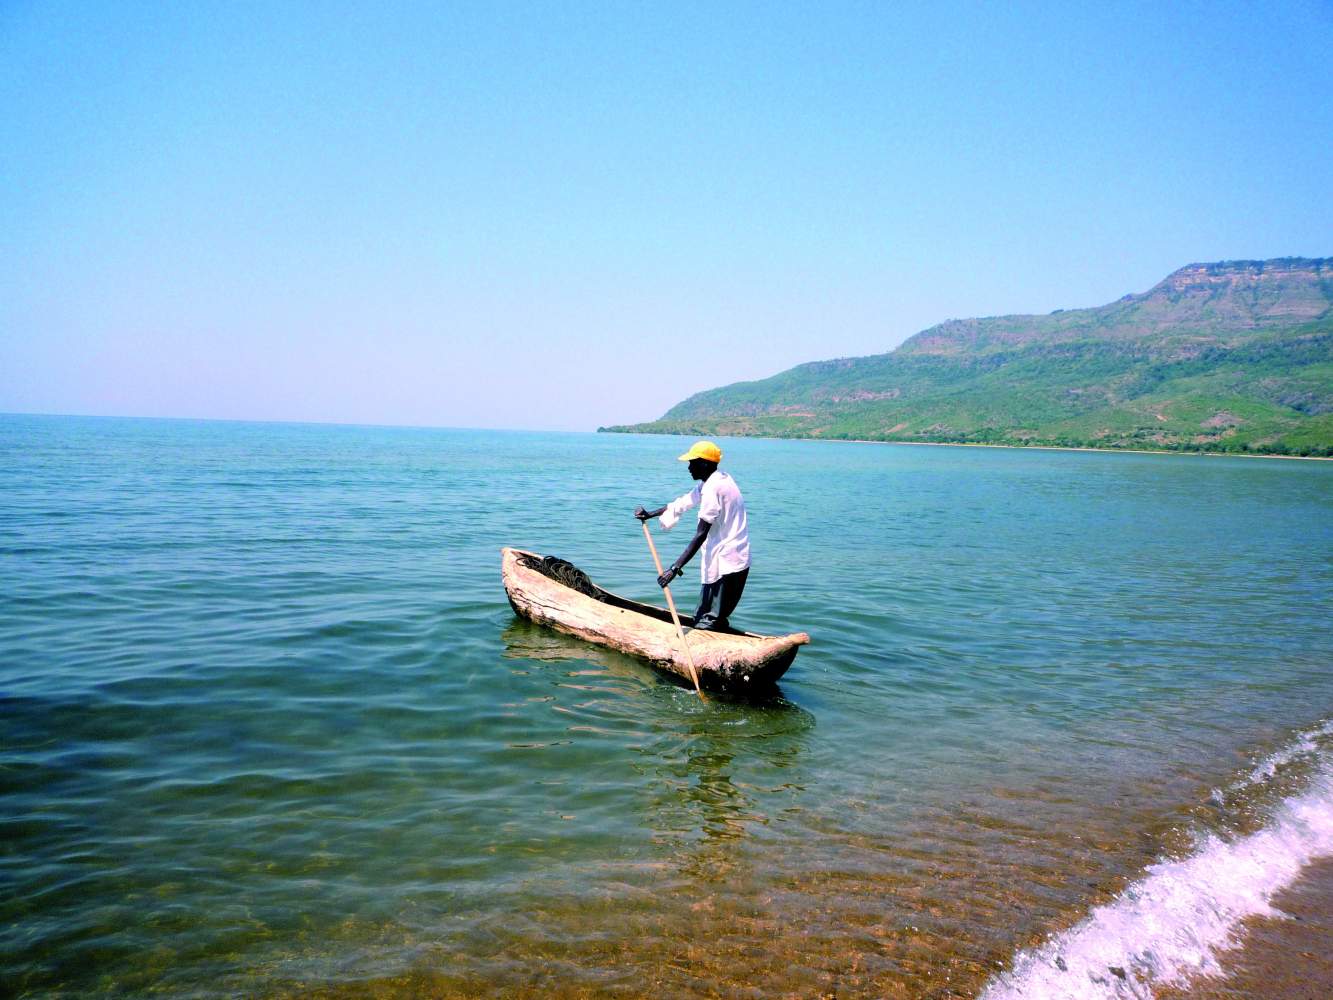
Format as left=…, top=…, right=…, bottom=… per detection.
left=635, top=440, right=751, bottom=633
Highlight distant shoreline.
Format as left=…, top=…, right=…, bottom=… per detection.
left=846, top=438, right=1333, bottom=461
left=600, top=427, right=1332, bottom=461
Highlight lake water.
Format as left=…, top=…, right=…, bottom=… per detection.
left=3, top=414, right=1331, bottom=999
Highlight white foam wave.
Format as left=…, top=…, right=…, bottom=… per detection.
left=1242, top=718, right=1333, bottom=786
left=980, top=722, right=1333, bottom=1000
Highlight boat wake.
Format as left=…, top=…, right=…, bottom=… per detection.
left=980, top=719, right=1333, bottom=1000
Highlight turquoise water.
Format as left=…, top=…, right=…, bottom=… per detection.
left=3, top=414, right=1331, bottom=998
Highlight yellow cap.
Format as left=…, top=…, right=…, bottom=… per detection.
left=677, top=440, right=722, bottom=463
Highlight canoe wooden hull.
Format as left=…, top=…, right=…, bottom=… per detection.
left=501, top=547, right=809, bottom=694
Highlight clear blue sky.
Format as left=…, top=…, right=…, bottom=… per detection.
left=2, top=2, right=1330, bottom=431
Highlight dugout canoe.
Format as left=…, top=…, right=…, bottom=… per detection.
left=501, top=547, right=809, bottom=694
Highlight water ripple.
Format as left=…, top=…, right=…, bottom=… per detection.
left=1, top=417, right=1330, bottom=998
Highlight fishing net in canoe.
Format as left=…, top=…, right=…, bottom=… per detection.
left=516, top=554, right=606, bottom=602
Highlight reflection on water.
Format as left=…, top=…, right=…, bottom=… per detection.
left=501, top=617, right=814, bottom=859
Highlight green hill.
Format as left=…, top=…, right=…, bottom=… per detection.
left=601, top=258, right=1333, bottom=456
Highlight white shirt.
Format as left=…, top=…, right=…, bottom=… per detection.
left=659, top=470, right=751, bottom=584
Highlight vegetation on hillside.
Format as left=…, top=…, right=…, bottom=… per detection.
left=601, top=259, right=1333, bottom=456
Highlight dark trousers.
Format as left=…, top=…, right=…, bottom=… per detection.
left=692, top=567, right=749, bottom=632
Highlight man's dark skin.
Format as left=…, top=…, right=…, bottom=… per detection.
left=635, top=457, right=716, bottom=588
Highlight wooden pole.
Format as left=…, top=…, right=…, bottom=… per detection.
left=640, top=520, right=704, bottom=699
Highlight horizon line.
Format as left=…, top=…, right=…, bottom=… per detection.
left=0, top=408, right=620, bottom=436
